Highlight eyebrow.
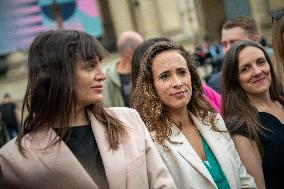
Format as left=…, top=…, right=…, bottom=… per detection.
left=158, top=70, right=170, bottom=77
left=157, top=67, right=187, bottom=75
left=239, top=56, right=266, bottom=67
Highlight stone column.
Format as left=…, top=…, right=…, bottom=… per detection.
left=129, top=0, right=160, bottom=38
left=249, top=0, right=272, bottom=43
left=107, top=0, right=134, bottom=37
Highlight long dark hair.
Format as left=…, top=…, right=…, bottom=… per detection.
left=272, top=9, right=284, bottom=89
left=132, top=41, right=218, bottom=145
left=17, top=30, right=127, bottom=155
left=222, top=40, right=280, bottom=153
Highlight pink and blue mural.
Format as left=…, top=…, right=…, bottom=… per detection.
left=0, top=0, right=104, bottom=55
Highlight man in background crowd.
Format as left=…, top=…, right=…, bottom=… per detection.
left=0, top=93, right=20, bottom=140
left=103, top=31, right=143, bottom=107
left=207, top=16, right=270, bottom=94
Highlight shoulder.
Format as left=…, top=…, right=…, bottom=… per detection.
left=105, top=107, right=143, bottom=128
left=225, top=116, right=248, bottom=137
left=208, top=72, right=222, bottom=82
left=214, top=113, right=227, bottom=130
left=207, top=72, right=222, bottom=93
left=105, top=107, right=137, bottom=116
left=0, top=138, right=18, bottom=157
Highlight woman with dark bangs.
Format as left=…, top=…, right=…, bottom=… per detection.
left=0, top=30, right=176, bottom=189
left=222, top=40, right=284, bottom=189
left=132, top=41, right=256, bottom=189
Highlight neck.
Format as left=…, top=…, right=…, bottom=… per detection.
left=247, top=92, right=273, bottom=111
left=69, top=105, right=89, bottom=127
left=116, top=58, right=131, bottom=74
left=168, top=107, right=193, bottom=128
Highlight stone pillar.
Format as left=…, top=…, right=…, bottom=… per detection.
left=194, top=0, right=225, bottom=44
left=155, top=0, right=182, bottom=35
left=176, top=0, right=199, bottom=40
left=129, top=0, right=160, bottom=38
left=129, top=0, right=184, bottom=39
left=249, top=0, right=272, bottom=44
left=107, top=0, right=134, bottom=37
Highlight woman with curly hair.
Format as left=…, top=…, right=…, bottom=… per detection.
left=131, top=38, right=221, bottom=113
left=0, top=30, right=176, bottom=189
left=132, top=41, right=256, bottom=189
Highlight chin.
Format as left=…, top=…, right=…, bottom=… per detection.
left=93, top=98, right=103, bottom=103
left=169, top=103, right=189, bottom=110
left=84, top=98, right=103, bottom=106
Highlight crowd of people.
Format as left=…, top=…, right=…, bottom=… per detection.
left=0, top=9, right=283, bottom=189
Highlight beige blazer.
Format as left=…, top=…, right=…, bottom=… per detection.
left=155, top=113, right=256, bottom=189
left=0, top=107, right=176, bottom=189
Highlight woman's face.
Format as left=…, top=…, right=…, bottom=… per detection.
left=74, top=57, right=106, bottom=107
left=238, top=46, right=271, bottom=96
left=152, top=50, right=192, bottom=113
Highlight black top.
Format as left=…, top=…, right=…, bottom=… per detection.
left=228, top=104, right=284, bottom=189
left=119, top=73, right=131, bottom=107
left=56, top=124, right=109, bottom=189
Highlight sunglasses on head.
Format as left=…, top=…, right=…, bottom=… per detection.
left=272, top=9, right=284, bottom=21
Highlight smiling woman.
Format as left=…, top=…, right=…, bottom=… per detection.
left=0, top=30, right=176, bottom=189
left=132, top=41, right=256, bottom=189
left=238, top=46, right=272, bottom=97
left=222, top=40, right=284, bottom=189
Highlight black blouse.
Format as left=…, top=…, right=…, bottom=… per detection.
left=227, top=105, right=284, bottom=189
left=56, top=124, right=109, bottom=189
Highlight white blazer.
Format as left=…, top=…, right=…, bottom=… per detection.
left=155, top=113, right=256, bottom=189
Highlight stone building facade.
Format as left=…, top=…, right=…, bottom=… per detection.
left=0, top=0, right=283, bottom=106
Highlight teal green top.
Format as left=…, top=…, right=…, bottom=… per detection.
left=201, top=136, right=231, bottom=189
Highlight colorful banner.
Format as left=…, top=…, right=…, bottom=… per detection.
left=0, top=0, right=104, bottom=55
left=39, top=0, right=103, bottom=37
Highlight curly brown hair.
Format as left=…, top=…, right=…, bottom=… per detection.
left=132, top=41, right=218, bottom=145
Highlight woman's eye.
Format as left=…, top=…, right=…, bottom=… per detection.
left=178, top=70, right=187, bottom=76
left=160, top=74, right=170, bottom=80
left=86, top=62, right=96, bottom=71
left=240, top=67, right=248, bottom=73
left=87, top=65, right=94, bottom=70
left=257, top=59, right=266, bottom=65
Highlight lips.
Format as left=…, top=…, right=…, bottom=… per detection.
left=91, top=84, right=104, bottom=92
left=172, top=90, right=187, bottom=96
left=92, top=84, right=103, bottom=89
left=251, top=77, right=265, bottom=83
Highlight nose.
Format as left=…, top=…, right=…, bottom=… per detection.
left=95, top=65, right=106, bottom=81
left=252, top=66, right=262, bottom=76
left=224, top=45, right=230, bottom=55
left=173, top=75, right=182, bottom=88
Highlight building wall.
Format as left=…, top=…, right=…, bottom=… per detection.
left=107, top=0, right=134, bottom=37
left=0, top=0, right=280, bottom=109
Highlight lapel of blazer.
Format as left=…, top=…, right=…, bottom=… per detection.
left=169, top=126, right=217, bottom=188
left=28, top=128, right=98, bottom=188
left=194, top=114, right=235, bottom=188
left=88, top=111, right=126, bottom=189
